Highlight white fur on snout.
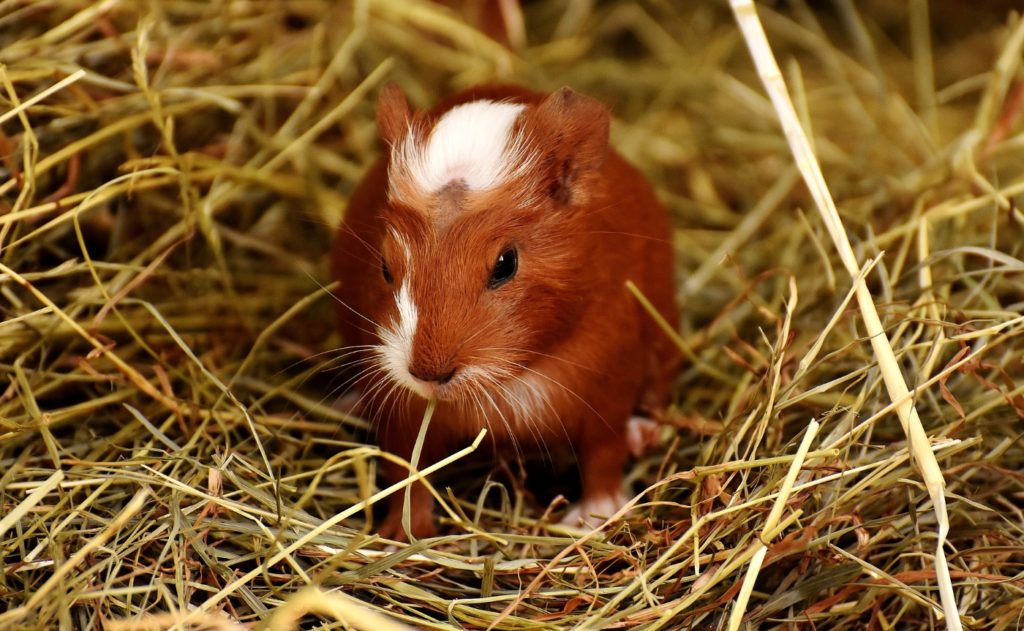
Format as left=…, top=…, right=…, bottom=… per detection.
left=561, top=492, right=629, bottom=530
left=378, top=281, right=430, bottom=397
left=396, top=281, right=417, bottom=343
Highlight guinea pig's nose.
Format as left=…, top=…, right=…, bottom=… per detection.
left=408, top=366, right=457, bottom=385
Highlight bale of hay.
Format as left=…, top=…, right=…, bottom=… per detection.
left=1, top=1, right=1022, bottom=629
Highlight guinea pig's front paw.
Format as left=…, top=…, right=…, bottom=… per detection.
left=378, top=507, right=438, bottom=542
left=560, top=492, right=628, bottom=530
left=626, top=415, right=660, bottom=457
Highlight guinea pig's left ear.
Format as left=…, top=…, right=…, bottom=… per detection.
left=377, top=82, right=411, bottom=148
left=533, top=87, right=610, bottom=205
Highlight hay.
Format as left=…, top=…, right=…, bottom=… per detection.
left=2, top=1, right=1023, bottom=629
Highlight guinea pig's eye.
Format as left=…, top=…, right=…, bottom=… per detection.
left=487, top=248, right=518, bottom=289
left=381, top=257, right=394, bottom=285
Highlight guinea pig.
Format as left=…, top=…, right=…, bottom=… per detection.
left=330, top=83, right=679, bottom=540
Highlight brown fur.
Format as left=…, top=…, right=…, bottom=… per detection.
left=331, top=84, right=680, bottom=540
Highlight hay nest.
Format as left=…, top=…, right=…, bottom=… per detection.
left=2, top=1, right=1023, bottom=629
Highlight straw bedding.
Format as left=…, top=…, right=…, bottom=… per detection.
left=1, top=1, right=1022, bottom=629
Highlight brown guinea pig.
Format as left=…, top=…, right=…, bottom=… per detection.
left=330, top=83, right=679, bottom=540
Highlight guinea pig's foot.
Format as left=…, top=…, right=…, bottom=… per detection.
left=560, top=492, right=628, bottom=529
left=626, top=415, right=660, bottom=457
left=378, top=508, right=438, bottom=542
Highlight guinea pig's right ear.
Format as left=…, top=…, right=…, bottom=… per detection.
left=532, top=87, right=610, bottom=206
left=377, top=82, right=411, bottom=148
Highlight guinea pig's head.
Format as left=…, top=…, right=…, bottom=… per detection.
left=365, top=83, right=610, bottom=405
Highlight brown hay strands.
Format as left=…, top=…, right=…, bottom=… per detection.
left=1, top=1, right=1024, bottom=629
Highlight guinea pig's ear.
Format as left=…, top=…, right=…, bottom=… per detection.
left=533, top=87, right=610, bottom=205
left=377, top=82, right=411, bottom=148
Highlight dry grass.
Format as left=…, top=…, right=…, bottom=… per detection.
left=2, top=1, right=1024, bottom=629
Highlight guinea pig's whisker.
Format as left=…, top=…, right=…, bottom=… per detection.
left=321, top=361, right=381, bottom=404
left=489, top=366, right=564, bottom=461
left=260, top=344, right=376, bottom=382
left=317, top=361, right=387, bottom=414
left=308, top=355, right=374, bottom=399
left=458, top=380, right=484, bottom=437
left=378, top=362, right=413, bottom=414
left=476, top=346, right=600, bottom=373
left=375, top=378, right=407, bottom=422
left=500, top=369, right=550, bottom=422
left=582, top=229, right=673, bottom=245
left=465, top=345, right=593, bottom=442
left=338, top=359, right=394, bottom=414
left=307, top=275, right=383, bottom=337
left=360, top=384, right=396, bottom=433
left=501, top=359, right=607, bottom=428
left=357, top=366, right=398, bottom=413
left=317, top=351, right=380, bottom=389
left=475, top=360, right=544, bottom=419
left=478, top=369, right=548, bottom=462
left=487, top=369, right=535, bottom=424
left=316, top=343, right=380, bottom=358
left=316, top=344, right=377, bottom=361
left=314, top=348, right=377, bottom=376
left=252, top=346, right=382, bottom=408
left=466, top=379, right=505, bottom=459
left=301, top=357, right=387, bottom=414
left=474, top=377, right=525, bottom=462
left=324, top=351, right=381, bottom=376
left=457, top=323, right=494, bottom=351
left=462, top=364, right=547, bottom=462
left=466, top=363, right=529, bottom=421
left=343, top=228, right=385, bottom=262
left=475, top=358, right=589, bottom=463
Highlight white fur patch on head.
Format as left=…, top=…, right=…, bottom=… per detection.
left=377, top=281, right=429, bottom=397
left=391, top=100, right=531, bottom=199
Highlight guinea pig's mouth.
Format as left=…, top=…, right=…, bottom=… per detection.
left=389, top=362, right=489, bottom=403
left=400, top=372, right=452, bottom=400
left=379, top=354, right=463, bottom=401
left=371, top=353, right=547, bottom=424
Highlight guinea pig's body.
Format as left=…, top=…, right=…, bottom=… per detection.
left=331, top=84, right=678, bottom=539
